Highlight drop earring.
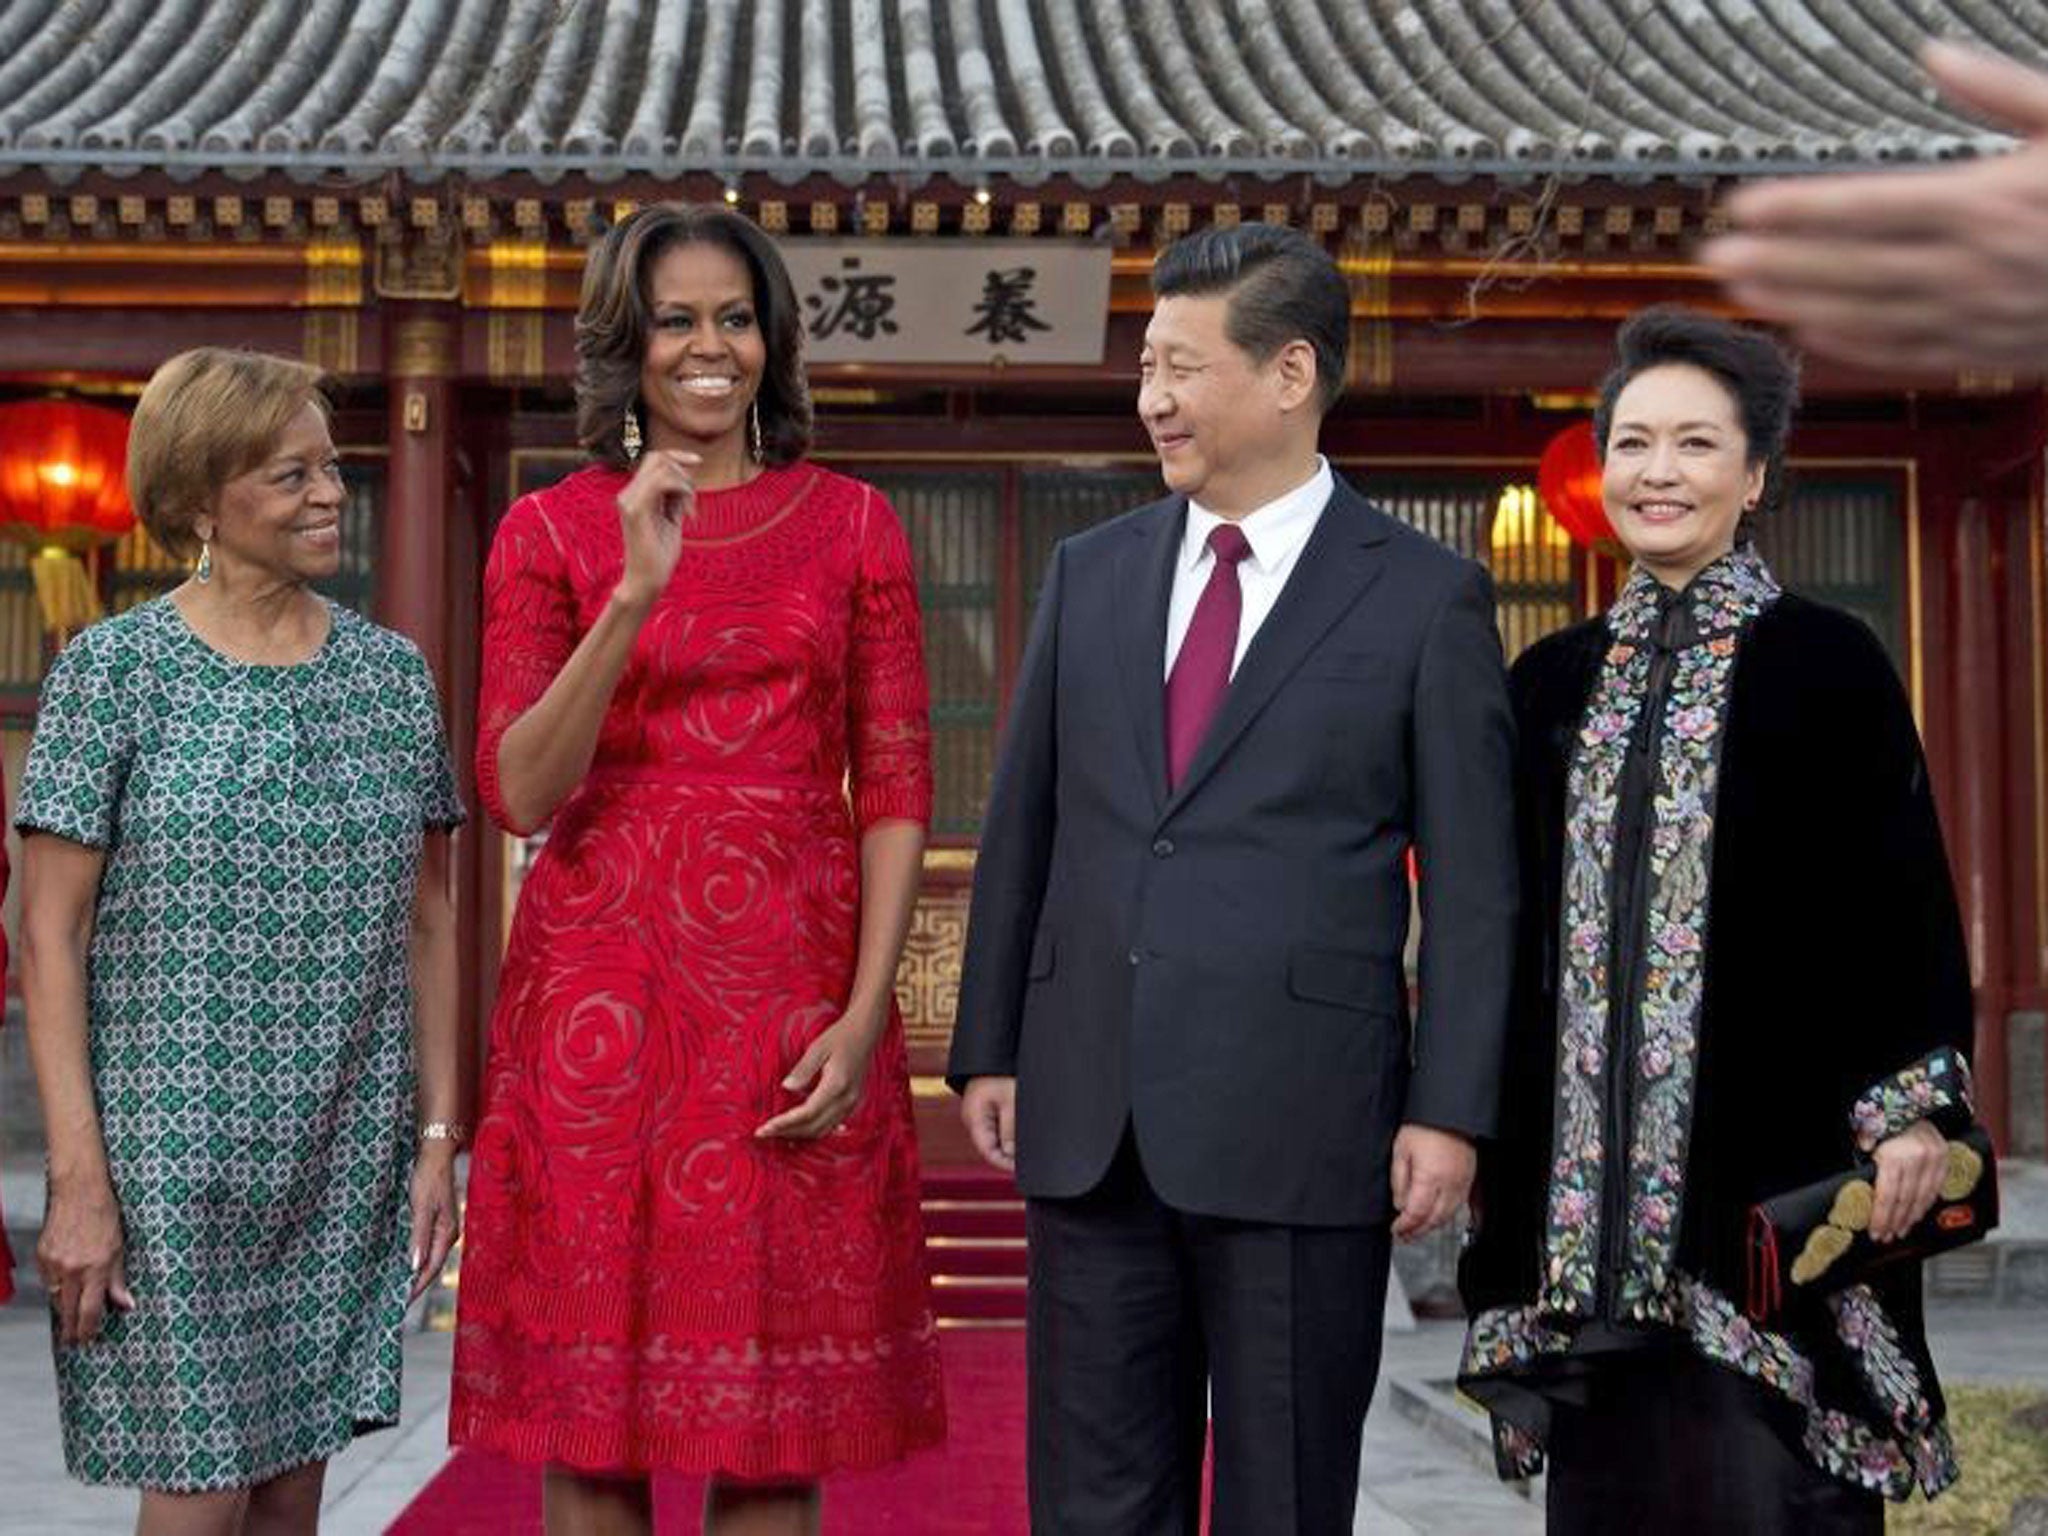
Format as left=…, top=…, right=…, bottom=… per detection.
left=749, top=400, right=764, bottom=464
left=195, top=539, right=213, bottom=584
left=622, top=405, right=643, bottom=463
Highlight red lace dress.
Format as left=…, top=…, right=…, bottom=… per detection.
left=450, top=462, right=944, bottom=1475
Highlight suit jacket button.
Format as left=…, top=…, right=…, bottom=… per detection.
left=1127, top=947, right=1143, bottom=965
left=1152, top=837, right=1174, bottom=857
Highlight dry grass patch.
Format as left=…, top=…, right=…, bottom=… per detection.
left=1891, top=1386, right=2048, bottom=1534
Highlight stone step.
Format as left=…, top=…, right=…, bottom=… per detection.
left=1919, top=1156, right=2048, bottom=1306
left=1926, top=1237, right=2048, bottom=1307
left=1386, top=1374, right=1536, bottom=1497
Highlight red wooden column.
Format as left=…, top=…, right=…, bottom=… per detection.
left=379, top=303, right=456, bottom=679
left=1992, top=400, right=2048, bottom=1156
left=377, top=298, right=474, bottom=1111
left=1951, top=488, right=2012, bottom=1147
left=447, top=437, right=487, bottom=1099
left=1919, top=394, right=2048, bottom=1153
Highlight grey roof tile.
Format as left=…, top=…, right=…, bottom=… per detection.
left=948, top=0, right=1018, bottom=157
left=0, top=0, right=2039, bottom=182
left=896, top=0, right=959, bottom=158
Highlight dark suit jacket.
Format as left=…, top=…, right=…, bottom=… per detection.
left=948, top=474, right=1518, bottom=1226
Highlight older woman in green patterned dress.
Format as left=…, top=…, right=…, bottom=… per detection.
left=19, top=348, right=466, bottom=1536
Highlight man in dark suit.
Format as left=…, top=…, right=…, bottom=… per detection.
left=947, top=223, right=1518, bottom=1534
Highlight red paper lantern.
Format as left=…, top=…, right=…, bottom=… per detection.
left=0, top=399, right=135, bottom=553
left=0, top=399, right=137, bottom=638
left=1537, top=420, right=1613, bottom=551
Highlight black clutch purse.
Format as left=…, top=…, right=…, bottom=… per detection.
left=1746, top=1126, right=1999, bottom=1323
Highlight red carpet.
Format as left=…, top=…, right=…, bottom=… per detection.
left=388, top=1330, right=1029, bottom=1535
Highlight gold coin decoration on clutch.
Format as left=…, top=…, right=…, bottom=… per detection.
left=1940, top=1141, right=1984, bottom=1203
left=1791, top=1224, right=1855, bottom=1286
left=1828, top=1179, right=1875, bottom=1233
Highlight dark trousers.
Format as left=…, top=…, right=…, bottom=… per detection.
left=1025, top=1131, right=1392, bottom=1536
left=1546, top=1348, right=1886, bottom=1536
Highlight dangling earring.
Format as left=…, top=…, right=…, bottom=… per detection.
left=195, top=539, right=213, bottom=584
left=621, top=405, right=643, bottom=463
left=748, top=399, right=764, bottom=464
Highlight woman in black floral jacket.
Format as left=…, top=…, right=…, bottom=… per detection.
left=1458, top=307, right=1973, bottom=1535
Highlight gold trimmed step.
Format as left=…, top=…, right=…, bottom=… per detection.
left=926, top=1235, right=1027, bottom=1249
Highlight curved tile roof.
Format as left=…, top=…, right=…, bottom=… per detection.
left=0, top=0, right=2039, bottom=184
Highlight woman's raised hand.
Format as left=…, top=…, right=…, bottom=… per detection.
left=613, top=449, right=700, bottom=608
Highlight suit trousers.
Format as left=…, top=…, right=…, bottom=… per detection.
left=1025, top=1130, right=1391, bottom=1535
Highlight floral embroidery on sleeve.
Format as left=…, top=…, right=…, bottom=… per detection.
left=1491, top=1417, right=1545, bottom=1480
left=1850, top=1047, right=1974, bottom=1153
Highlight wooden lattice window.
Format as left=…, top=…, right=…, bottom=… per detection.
left=856, top=461, right=1590, bottom=841
left=0, top=546, right=45, bottom=692
left=1347, top=468, right=1577, bottom=661
left=678, top=459, right=1908, bottom=846
left=863, top=470, right=1004, bottom=840
left=1018, top=466, right=1167, bottom=611
left=1764, top=475, right=1906, bottom=671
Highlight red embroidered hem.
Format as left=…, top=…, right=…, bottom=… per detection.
left=447, top=1406, right=949, bottom=1480
left=455, top=1269, right=937, bottom=1343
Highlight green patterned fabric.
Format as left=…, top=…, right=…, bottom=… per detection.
left=16, top=596, right=463, bottom=1492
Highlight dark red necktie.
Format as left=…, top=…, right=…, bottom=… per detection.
left=1165, top=523, right=1253, bottom=789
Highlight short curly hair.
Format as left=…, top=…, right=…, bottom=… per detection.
left=127, top=348, right=329, bottom=561
left=1593, top=306, right=1802, bottom=538
left=575, top=203, right=813, bottom=469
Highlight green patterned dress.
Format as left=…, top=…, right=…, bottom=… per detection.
left=16, top=596, right=463, bottom=1491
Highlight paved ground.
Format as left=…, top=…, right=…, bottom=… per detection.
left=0, top=1302, right=1554, bottom=1536
left=0, top=1302, right=451, bottom=1536
left=3, top=1150, right=2042, bottom=1534
left=0, top=1310, right=1548, bottom=1536
left=4, top=1299, right=2042, bottom=1534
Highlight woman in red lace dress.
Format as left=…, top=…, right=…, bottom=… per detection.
left=451, top=204, right=944, bottom=1535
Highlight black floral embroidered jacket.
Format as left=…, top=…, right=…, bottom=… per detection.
left=1458, top=554, right=1977, bottom=1500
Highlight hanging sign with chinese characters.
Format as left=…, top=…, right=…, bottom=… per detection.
left=781, top=240, right=1112, bottom=365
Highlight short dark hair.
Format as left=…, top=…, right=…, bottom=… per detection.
left=1150, top=224, right=1350, bottom=413
left=575, top=203, right=813, bottom=468
left=1593, top=305, right=1802, bottom=535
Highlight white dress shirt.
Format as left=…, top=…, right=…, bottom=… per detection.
left=1163, top=456, right=1335, bottom=679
